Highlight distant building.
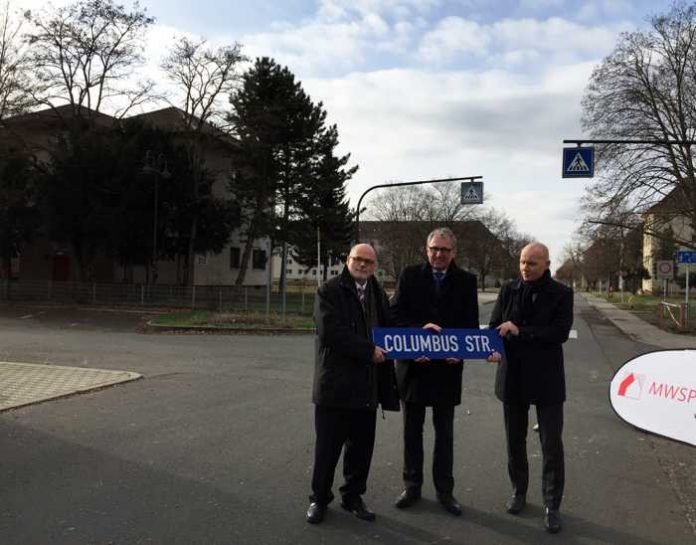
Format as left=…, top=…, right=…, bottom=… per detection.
left=642, top=189, right=694, bottom=294
left=1, top=105, right=270, bottom=286
left=359, top=220, right=510, bottom=288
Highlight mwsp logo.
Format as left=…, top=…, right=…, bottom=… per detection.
left=617, top=372, right=646, bottom=400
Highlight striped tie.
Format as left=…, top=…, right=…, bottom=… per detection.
left=357, top=284, right=366, bottom=309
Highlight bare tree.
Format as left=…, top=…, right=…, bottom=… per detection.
left=24, top=0, right=155, bottom=119
left=161, top=36, right=244, bottom=131
left=582, top=2, right=696, bottom=247
left=362, top=184, right=524, bottom=285
left=0, top=1, right=31, bottom=120
left=160, top=36, right=244, bottom=284
left=556, top=242, right=585, bottom=288
left=364, top=182, right=479, bottom=223
left=361, top=182, right=479, bottom=279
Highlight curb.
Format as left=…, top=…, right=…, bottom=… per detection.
left=144, top=322, right=315, bottom=335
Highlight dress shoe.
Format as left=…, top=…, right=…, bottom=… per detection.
left=544, top=507, right=562, bottom=534
left=341, top=497, right=376, bottom=521
left=438, top=494, right=462, bottom=516
left=394, top=489, right=421, bottom=509
left=505, top=494, right=526, bottom=515
left=306, top=502, right=327, bottom=524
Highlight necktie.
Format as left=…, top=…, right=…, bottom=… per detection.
left=434, top=271, right=445, bottom=293
left=357, top=284, right=366, bottom=309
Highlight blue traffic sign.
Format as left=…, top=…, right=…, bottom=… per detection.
left=562, top=147, right=594, bottom=178
left=677, top=250, right=696, bottom=263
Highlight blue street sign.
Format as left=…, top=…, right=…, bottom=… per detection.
left=372, top=328, right=505, bottom=360
left=562, top=146, right=594, bottom=178
left=677, top=251, right=696, bottom=264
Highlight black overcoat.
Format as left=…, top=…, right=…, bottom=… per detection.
left=313, top=267, right=399, bottom=411
left=489, top=273, right=574, bottom=405
left=390, top=261, right=479, bottom=406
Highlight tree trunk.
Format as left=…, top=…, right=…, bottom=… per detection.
left=235, top=237, right=254, bottom=286
left=185, top=215, right=198, bottom=285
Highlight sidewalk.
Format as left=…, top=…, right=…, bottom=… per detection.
left=580, top=292, right=696, bottom=349
left=0, top=361, right=141, bottom=412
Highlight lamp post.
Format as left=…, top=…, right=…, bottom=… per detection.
left=354, top=176, right=483, bottom=242
left=143, top=151, right=171, bottom=284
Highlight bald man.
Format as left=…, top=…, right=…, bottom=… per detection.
left=306, top=244, right=399, bottom=524
left=489, top=243, right=573, bottom=534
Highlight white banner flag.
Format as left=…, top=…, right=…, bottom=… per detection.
left=609, top=349, right=696, bottom=447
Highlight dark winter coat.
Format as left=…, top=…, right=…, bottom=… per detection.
left=312, top=267, right=399, bottom=411
left=390, top=261, right=479, bottom=406
left=489, top=271, right=574, bottom=405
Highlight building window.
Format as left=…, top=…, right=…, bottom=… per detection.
left=197, top=253, right=208, bottom=265
left=287, top=268, right=293, bottom=275
left=230, top=247, right=240, bottom=269
left=252, top=249, right=267, bottom=270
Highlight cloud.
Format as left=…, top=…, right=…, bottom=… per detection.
left=418, top=16, right=626, bottom=66
left=318, top=0, right=439, bottom=22
left=303, top=61, right=595, bottom=268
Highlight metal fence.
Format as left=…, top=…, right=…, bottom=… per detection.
left=0, top=280, right=317, bottom=315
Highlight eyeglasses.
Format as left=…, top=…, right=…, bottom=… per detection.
left=428, top=246, right=453, bottom=254
left=349, top=255, right=376, bottom=266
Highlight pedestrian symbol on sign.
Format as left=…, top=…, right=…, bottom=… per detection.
left=460, top=181, right=483, bottom=205
left=562, top=146, right=594, bottom=178
left=567, top=152, right=590, bottom=172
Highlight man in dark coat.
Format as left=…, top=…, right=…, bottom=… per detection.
left=488, top=242, right=573, bottom=534
left=306, top=243, right=399, bottom=525
left=390, top=227, right=479, bottom=516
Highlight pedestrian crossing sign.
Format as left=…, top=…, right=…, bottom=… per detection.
left=562, top=146, right=594, bottom=178
left=460, top=181, right=483, bottom=204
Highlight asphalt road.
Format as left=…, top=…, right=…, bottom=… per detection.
left=0, top=298, right=694, bottom=545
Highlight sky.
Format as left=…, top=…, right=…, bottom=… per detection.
left=19, top=0, right=679, bottom=269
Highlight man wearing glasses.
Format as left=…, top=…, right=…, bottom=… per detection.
left=307, top=243, right=399, bottom=524
left=390, top=227, right=479, bottom=516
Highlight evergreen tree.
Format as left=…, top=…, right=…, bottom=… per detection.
left=291, top=124, right=356, bottom=280
left=228, top=57, right=356, bottom=289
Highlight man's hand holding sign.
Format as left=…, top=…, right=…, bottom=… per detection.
left=485, top=321, right=520, bottom=363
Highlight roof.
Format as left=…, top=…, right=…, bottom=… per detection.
left=130, top=107, right=238, bottom=148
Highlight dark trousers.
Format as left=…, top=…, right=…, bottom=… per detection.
left=402, top=401, right=455, bottom=497
left=310, top=405, right=377, bottom=505
left=503, top=402, right=564, bottom=510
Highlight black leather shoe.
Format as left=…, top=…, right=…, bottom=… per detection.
left=394, top=489, right=421, bottom=509
left=341, top=497, right=376, bottom=521
left=505, top=494, right=526, bottom=515
left=438, top=495, right=462, bottom=516
left=306, top=502, right=327, bottom=524
left=544, top=508, right=562, bottom=534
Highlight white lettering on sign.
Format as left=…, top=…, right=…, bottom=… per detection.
left=382, top=333, right=461, bottom=354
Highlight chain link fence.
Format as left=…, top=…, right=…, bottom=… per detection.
left=0, top=279, right=317, bottom=315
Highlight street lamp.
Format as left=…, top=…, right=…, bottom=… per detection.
left=354, top=176, right=483, bottom=242
left=143, top=151, right=171, bottom=284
